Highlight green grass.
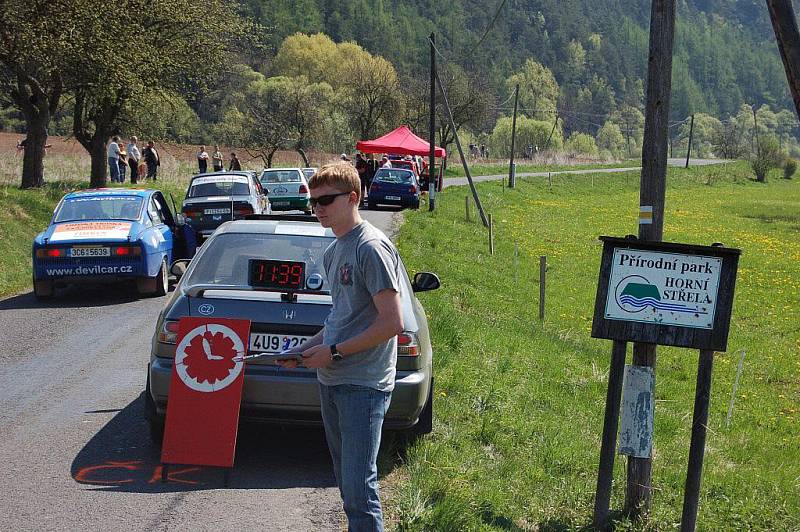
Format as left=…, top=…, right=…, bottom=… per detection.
left=387, top=163, right=800, bottom=530
left=0, top=178, right=188, bottom=299
left=444, top=159, right=641, bottom=178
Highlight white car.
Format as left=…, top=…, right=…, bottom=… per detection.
left=259, top=168, right=312, bottom=214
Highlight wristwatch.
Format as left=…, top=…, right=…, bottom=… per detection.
left=330, top=344, right=343, bottom=362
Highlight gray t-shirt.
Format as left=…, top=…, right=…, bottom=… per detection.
left=317, top=221, right=401, bottom=392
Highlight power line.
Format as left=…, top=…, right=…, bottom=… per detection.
left=467, top=0, right=509, bottom=56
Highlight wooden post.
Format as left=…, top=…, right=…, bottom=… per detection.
left=509, top=84, right=520, bottom=188
left=680, top=349, right=715, bottom=532
left=488, top=213, right=494, bottom=255
left=766, top=0, right=800, bottom=122
left=429, top=32, right=436, bottom=212
left=514, top=243, right=519, bottom=283
left=539, top=256, right=546, bottom=321
left=593, top=340, right=628, bottom=529
left=626, top=0, right=676, bottom=519
left=465, top=196, right=471, bottom=222
left=685, top=114, right=694, bottom=168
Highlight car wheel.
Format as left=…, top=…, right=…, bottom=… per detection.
left=413, top=378, right=434, bottom=435
left=145, top=370, right=165, bottom=446
left=137, top=258, right=168, bottom=296
left=33, top=278, right=54, bottom=300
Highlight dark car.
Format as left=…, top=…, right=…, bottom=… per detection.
left=368, top=168, right=421, bottom=210
left=181, top=172, right=270, bottom=242
left=146, top=215, right=440, bottom=443
left=32, top=188, right=195, bottom=299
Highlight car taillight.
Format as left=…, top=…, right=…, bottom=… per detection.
left=233, top=204, right=254, bottom=218
left=409, top=185, right=417, bottom=193
left=397, top=332, right=419, bottom=356
left=299, top=184, right=308, bottom=194
left=113, top=246, right=142, bottom=256
left=36, top=248, right=65, bottom=258
left=183, top=207, right=201, bottom=220
left=158, top=319, right=180, bottom=344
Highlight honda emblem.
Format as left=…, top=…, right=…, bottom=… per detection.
left=284, top=310, right=295, bottom=320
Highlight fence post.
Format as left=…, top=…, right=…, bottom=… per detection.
left=465, top=196, right=471, bottom=222
left=489, top=214, right=494, bottom=255
left=539, top=255, right=546, bottom=320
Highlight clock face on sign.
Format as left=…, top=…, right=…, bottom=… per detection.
left=174, top=323, right=245, bottom=392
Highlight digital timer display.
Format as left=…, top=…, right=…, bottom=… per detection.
left=249, top=259, right=305, bottom=290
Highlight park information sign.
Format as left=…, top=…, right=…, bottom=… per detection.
left=592, top=237, right=740, bottom=351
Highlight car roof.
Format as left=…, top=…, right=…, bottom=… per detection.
left=215, top=219, right=335, bottom=238
left=261, top=167, right=304, bottom=174
left=63, top=188, right=153, bottom=200
left=190, top=171, right=255, bottom=182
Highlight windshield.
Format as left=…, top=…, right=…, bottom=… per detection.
left=54, top=196, right=143, bottom=222
left=184, top=232, right=334, bottom=290
left=260, top=170, right=303, bottom=184
left=374, top=169, right=414, bottom=184
left=188, top=179, right=250, bottom=198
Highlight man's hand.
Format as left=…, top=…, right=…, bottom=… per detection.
left=300, top=344, right=333, bottom=369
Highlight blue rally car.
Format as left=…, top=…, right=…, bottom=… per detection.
left=32, top=189, right=196, bottom=300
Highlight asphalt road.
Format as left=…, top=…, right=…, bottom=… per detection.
left=0, top=206, right=403, bottom=531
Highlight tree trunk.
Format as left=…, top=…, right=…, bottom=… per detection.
left=767, top=0, right=800, bottom=122
left=21, top=122, right=48, bottom=188
left=89, top=134, right=109, bottom=188
left=296, top=147, right=310, bottom=167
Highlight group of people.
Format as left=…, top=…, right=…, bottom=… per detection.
left=347, top=152, right=396, bottom=203
left=107, top=136, right=160, bottom=184
left=195, top=145, right=241, bottom=173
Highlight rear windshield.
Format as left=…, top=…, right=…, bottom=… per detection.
left=374, top=169, right=414, bottom=183
left=185, top=232, right=334, bottom=291
left=54, top=196, right=143, bottom=222
left=188, top=180, right=250, bottom=198
left=260, top=170, right=303, bottom=184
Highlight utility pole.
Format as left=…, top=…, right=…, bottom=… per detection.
left=508, top=84, right=519, bottom=188
left=685, top=114, right=695, bottom=168
left=767, top=0, right=800, bottom=122
left=429, top=32, right=436, bottom=212
left=752, top=105, right=761, bottom=158
left=626, top=0, right=676, bottom=520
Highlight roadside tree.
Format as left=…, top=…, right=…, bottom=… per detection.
left=505, top=59, right=559, bottom=120
left=564, top=132, right=598, bottom=157
left=596, top=122, right=625, bottom=158
left=489, top=115, right=563, bottom=159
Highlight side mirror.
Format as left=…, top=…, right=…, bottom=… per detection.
left=411, top=272, right=440, bottom=293
left=175, top=213, right=187, bottom=226
left=170, top=259, right=190, bottom=279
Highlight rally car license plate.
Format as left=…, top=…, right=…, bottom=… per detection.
left=272, top=201, right=290, bottom=206
left=70, top=246, right=110, bottom=257
left=204, top=208, right=230, bottom=215
left=249, top=334, right=310, bottom=352
left=386, top=195, right=401, bottom=201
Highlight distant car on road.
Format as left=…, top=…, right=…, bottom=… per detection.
left=368, top=168, right=421, bottom=210
left=146, top=215, right=440, bottom=443
left=32, top=188, right=195, bottom=299
left=259, top=168, right=312, bottom=214
left=181, top=172, right=269, bottom=243
left=301, top=167, right=317, bottom=180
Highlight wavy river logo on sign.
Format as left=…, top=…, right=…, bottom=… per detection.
left=615, top=275, right=707, bottom=316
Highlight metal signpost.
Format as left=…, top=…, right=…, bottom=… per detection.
left=591, top=236, right=740, bottom=531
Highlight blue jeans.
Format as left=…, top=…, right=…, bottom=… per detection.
left=108, top=157, right=120, bottom=182
left=320, top=383, right=391, bottom=532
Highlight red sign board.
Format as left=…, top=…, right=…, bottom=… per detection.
left=161, top=317, right=251, bottom=468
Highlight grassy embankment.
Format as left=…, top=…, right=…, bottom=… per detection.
left=443, top=159, right=641, bottom=178
left=387, top=161, right=799, bottom=530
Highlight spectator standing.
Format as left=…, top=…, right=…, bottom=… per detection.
left=212, top=144, right=224, bottom=172
left=143, top=140, right=160, bottom=181
left=355, top=153, right=368, bottom=202
left=118, top=140, right=128, bottom=182
left=279, top=162, right=403, bottom=531
left=228, top=152, right=241, bottom=171
left=197, top=145, right=209, bottom=174
left=107, top=136, right=121, bottom=183
left=127, top=136, right=141, bottom=184
left=380, top=155, right=392, bottom=169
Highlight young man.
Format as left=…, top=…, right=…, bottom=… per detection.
left=279, top=162, right=403, bottom=531
left=142, top=140, right=160, bottom=180
left=197, top=145, right=209, bottom=174
left=127, top=136, right=141, bottom=184
left=107, top=136, right=121, bottom=183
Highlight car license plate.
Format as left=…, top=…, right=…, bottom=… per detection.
left=386, top=195, right=401, bottom=201
left=272, top=201, right=290, bottom=206
left=70, top=246, right=110, bottom=257
left=204, top=208, right=230, bottom=215
left=249, top=333, right=310, bottom=352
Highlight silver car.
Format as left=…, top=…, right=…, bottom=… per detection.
left=259, top=168, right=312, bottom=214
left=145, top=215, right=440, bottom=443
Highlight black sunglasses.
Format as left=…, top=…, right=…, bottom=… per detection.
left=309, top=191, right=351, bottom=208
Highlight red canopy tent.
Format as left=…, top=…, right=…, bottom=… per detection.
left=356, top=125, right=446, bottom=158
